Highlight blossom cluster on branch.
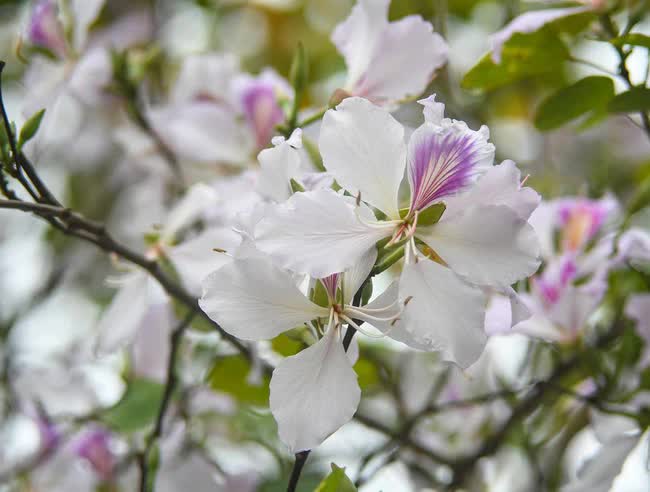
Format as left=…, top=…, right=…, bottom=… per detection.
left=1, top=0, right=650, bottom=491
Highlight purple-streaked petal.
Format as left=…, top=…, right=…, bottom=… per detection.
left=556, top=195, right=618, bottom=252
left=27, top=0, right=66, bottom=58
left=407, top=121, right=494, bottom=213
left=240, top=81, right=285, bottom=150
left=74, top=427, right=114, bottom=482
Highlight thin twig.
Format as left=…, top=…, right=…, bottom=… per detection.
left=139, top=312, right=195, bottom=492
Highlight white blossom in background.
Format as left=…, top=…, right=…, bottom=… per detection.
left=332, top=0, right=448, bottom=104
left=148, top=54, right=293, bottom=169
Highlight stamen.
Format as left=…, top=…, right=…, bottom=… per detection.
left=339, top=315, right=389, bottom=339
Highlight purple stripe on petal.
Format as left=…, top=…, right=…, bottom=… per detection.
left=408, top=130, right=484, bottom=212
left=75, top=427, right=115, bottom=482
left=28, top=0, right=66, bottom=58
left=241, top=83, right=284, bottom=151
left=321, top=273, right=340, bottom=301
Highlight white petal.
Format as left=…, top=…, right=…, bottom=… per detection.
left=199, top=257, right=328, bottom=341
left=443, top=160, right=540, bottom=221
left=148, top=102, right=252, bottom=165
left=70, top=0, right=105, bottom=50
left=610, top=430, right=650, bottom=492
left=418, top=94, right=446, bottom=124
left=255, top=189, right=393, bottom=278
left=358, top=281, right=434, bottom=351
left=343, top=247, right=377, bottom=305
left=398, top=260, right=488, bottom=368
left=172, top=54, right=239, bottom=104
left=419, top=205, right=541, bottom=288
left=354, top=16, right=448, bottom=103
left=94, top=273, right=150, bottom=356
left=548, top=279, right=606, bottom=337
left=256, top=131, right=303, bottom=203
left=270, top=328, right=361, bottom=452
left=166, top=227, right=242, bottom=296
left=332, top=0, right=390, bottom=92
left=562, top=434, right=638, bottom=492
left=163, top=183, right=220, bottom=240
left=319, top=97, right=406, bottom=218
left=490, top=7, right=591, bottom=63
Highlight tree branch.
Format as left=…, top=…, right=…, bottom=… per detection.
left=139, top=311, right=195, bottom=492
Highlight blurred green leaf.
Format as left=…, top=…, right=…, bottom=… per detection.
left=207, top=355, right=270, bottom=406
left=534, top=76, right=614, bottom=130
left=611, top=33, right=650, bottom=49
left=258, top=475, right=322, bottom=492
left=354, top=357, right=380, bottom=392
left=18, top=109, right=45, bottom=150
left=271, top=333, right=304, bottom=356
left=462, top=29, right=569, bottom=91
left=609, top=87, right=650, bottom=113
left=315, top=464, right=357, bottom=492
left=102, top=378, right=164, bottom=433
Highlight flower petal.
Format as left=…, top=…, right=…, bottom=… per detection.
left=148, top=102, right=252, bottom=165
left=166, top=227, right=242, bottom=296
left=199, top=256, right=328, bottom=341
left=418, top=205, right=541, bottom=288
left=407, top=120, right=494, bottom=212
left=256, top=129, right=303, bottom=203
left=354, top=16, right=448, bottom=103
left=255, top=189, right=393, bottom=278
left=343, top=247, right=377, bottom=305
left=443, top=160, right=540, bottom=221
left=319, top=97, right=406, bottom=218
left=94, top=273, right=151, bottom=356
left=269, top=328, right=361, bottom=452
left=398, top=260, right=488, bottom=368
left=332, top=0, right=390, bottom=93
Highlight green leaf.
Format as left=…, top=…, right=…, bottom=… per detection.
left=289, top=42, right=308, bottom=96
left=534, top=76, right=615, bottom=130
left=417, top=203, right=447, bottom=226
left=462, top=29, right=569, bottom=91
left=353, top=357, right=380, bottom=392
left=290, top=178, right=306, bottom=193
left=271, top=333, right=304, bottom=356
left=315, top=464, right=357, bottom=492
left=18, top=109, right=45, bottom=149
left=608, top=87, right=650, bottom=113
left=612, top=33, right=650, bottom=49
left=102, top=378, right=164, bottom=433
left=258, top=474, right=322, bottom=492
left=207, top=355, right=270, bottom=406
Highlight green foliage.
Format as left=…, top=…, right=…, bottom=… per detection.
left=417, top=203, right=447, bottom=226
left=259, top=475, right=322, bottom=492
left=354, top=357, right=381, bottom=393
left=271, top=333, right=304, bottom=356
left=608, top=87, right=650, bottom=113
left=315, top=464, right=357, bottom=492
left=290, top=178, right=306, bottom=193
left=462, top=30, right=569, bottom=91
left=611, top=33, right=650, bottom=49
left=17, top=109, right=45, bottom=150
left=534, top=76, right=615, bottom=130
left=207, top=355, right=270, bottom=406
left=102, top=378, right=164, bottom=433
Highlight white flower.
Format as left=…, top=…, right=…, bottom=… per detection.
left=333, top=0, right=448, bottom=104
left=256, top=96, right=540, bottom=366
left=200, top=249, right=416, bottom=452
